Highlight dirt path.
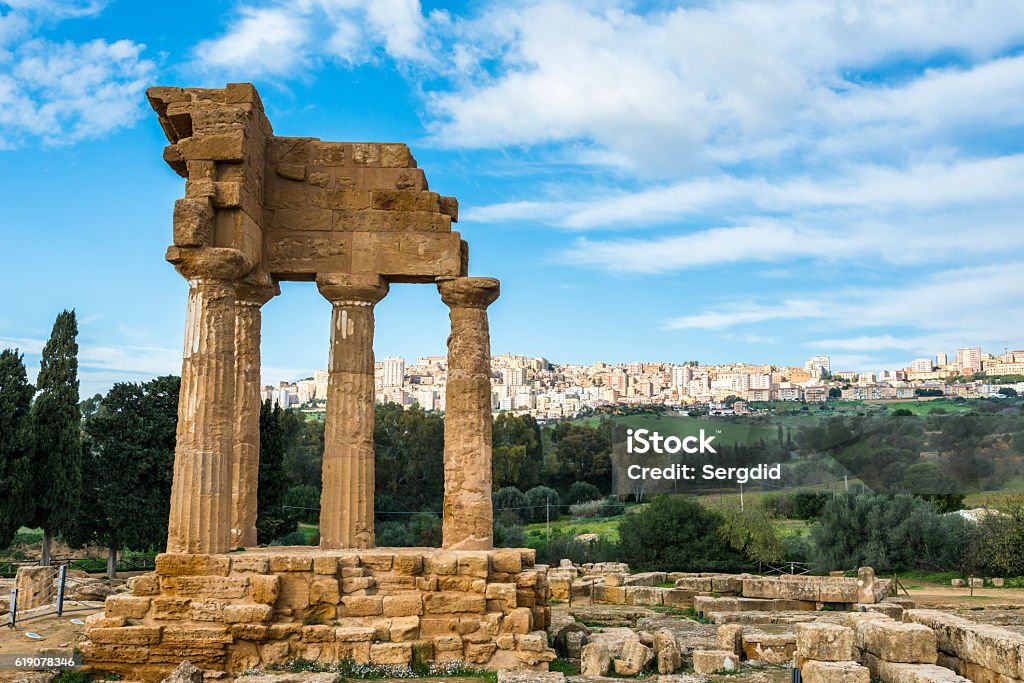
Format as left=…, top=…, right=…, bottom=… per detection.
left=900, top=583, right=1024, bottom=609
left=0, top=604, right=102, bottom=657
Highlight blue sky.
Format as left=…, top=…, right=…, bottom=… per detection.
left=2, top=0, right=1024, bottom=396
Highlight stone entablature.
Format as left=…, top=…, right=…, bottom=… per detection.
left=80, top=548, right=554, bottom=681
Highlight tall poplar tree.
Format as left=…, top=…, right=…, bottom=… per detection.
left=30, top=310, right=82, bottom=565
left=0, top=349, right=35, bottom=548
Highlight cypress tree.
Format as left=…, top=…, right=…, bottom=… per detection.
left=30, top=310, right=82, bottom=565
left=0, top=349, right=35, bottom=548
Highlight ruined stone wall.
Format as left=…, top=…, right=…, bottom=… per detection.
left=80, top=548, right=554, bottom=681
left=906, top=609, right=1024, bottom=683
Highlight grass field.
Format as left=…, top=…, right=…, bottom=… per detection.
left=964, top=475, right=1024, bottom=509
left=523, top=515, right=626, bottom=543
left=573, top=413, right=781, bottom=445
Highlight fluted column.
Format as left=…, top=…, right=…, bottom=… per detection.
left=316, top=273, right=388, bottom=549
left=231, top=277, right=277, bottom=548
left=166, top=246, right=251, bottom=554
left=438, top=277, right=500, bottom=550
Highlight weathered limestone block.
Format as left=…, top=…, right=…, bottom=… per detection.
left=865, top=654, right=973, bottom=683
left=802, top=660, right=871, bottom=683
left=389, top=616, right=420, bottom=642
left=905, top=609, right=1024, bottom=679
left=341, top=595, right=383, bottom=617
left=424, top=591, right=486, bottom=614
left=393, top=553, right=424, bottom=575
left=370, top=642, right=413, bottom=665
left=383, top=593, right=424, bottom=617
left=163, top=575, right=249, bottom=598
left=269, top=555, right=313, bottom=572
left=496, top=672, right=565, bottom=683
left=88, top=626, right=162, bottom=646
left=250, top=574, right=280, bottom=604
left=692, top=649, right=739, bottom=674
left=856, top=619, right=937, bottom=664
left=581, top=642, right=611, bottom=676
left=742, top=630, right=796, bottom=664
left=130, top=573, right=161, bottom=596
left=310, top=578, right=341, bottom=604
left=189, top=599, right=225, bottom=621
left=104, top=594, right=152, bottom=619
left=614, top=641, right=654, bottom=676
left=587, top=627, right=639, bottom=659
left=654, top=630, right=681, bottom=674
left=173, top=197, right=214, bottom=246
left=797, top=622, right=856, bottom=662
left=223, top=603, right=272, bottom=622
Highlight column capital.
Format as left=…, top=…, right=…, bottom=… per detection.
left=316, top=273, right=389, bottom=306
left=437, top=277, right=500, bottom=309
left=166, top=245, right=252, bottom=282
left=236, top=271, right=279, bottom=307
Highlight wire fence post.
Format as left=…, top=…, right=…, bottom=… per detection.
left=56, top=564, right=67, bottom=617
left=8, top=588, right=16, bottom=629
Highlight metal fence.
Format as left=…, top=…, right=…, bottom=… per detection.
left=1, top=554, right=156, bottom=578
left=6, top=563, right=108, bottom=628
left=758, top=560, right=813, bottom=576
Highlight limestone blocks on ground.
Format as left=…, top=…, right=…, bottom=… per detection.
left=613, top=640, right=654, bottom=675
left=796, top=622, right=856, bottom=662
left=801, top=660, right=870, bottom=683
left=581, top=642, right=611, bottom=676
left=691, top=649, right=740, bottom=674
left=854, top=619, right=937, bottom=664
left=905, top=608, right=1024, bottom=681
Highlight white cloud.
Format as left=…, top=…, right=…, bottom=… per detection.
left=193, top=7, right=310, bottom=76
left=663, top=263, right=1024, bottom=354
left=192, top=0, right=430, bottom=76
left=0, top=2, right=156, bottom=147
left=427, top=1, right=1024, bottom=173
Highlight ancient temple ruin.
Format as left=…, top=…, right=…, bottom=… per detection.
left=79, top=83, right=551, bottom=680
left=148, top=82, right=498, bottom=554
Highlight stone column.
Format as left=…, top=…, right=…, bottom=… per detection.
left=316, top=273, right=388, bottom=549
left=438, top=277, right=500, bottom=550
left=166, top=247, right=251, bottom=554
left=231, top=278, right=277, bottom=548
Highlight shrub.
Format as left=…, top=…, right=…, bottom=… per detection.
left=375, top=512, right=442, bottom=547
left=599, top=496, right=626, bottom=517
left=569, top=499, right=604, bottom=518
left=618, top=495, right=748, bottom=572
left=811, top=494, right=970, bottom=573
left=494, top=521, right=525, bottom=547
left=536, top=532, right=620, bottom=566
left=970, top=501, right=1024, bottom=577
left=270, top=530, right=310, bottom=546
left=525, top=486, right=561, bottom=523
left=492, top=486, right=529, bottom=524
left=566, top=481, right=602, bottom=505
left=716, top=508, right=784, bottom=563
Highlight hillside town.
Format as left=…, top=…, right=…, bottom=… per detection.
left=261, top=346, right=1024, bottom=421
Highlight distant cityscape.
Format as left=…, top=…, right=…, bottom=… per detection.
left=261, top=346, right=1024, bottom=420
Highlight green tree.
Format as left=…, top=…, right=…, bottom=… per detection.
left=493, top=413, right=543, bottom=489
left=374, top=403, right=444, bottom=513
left=257, top=400, right=298, bottom=543
left=525, top=486, right=561, bottom=523
left=811, top=494, right=969, bottom=572
left=550, top=423, right=612, bottom=490
left=0, top=349, right=35, bottom=548
left=492, top=486, right=528, bottom=524
left=618, top=496, right=747, bottom=572
left=566, top=481, right=602, bottom=505
left=716, top=508, right=784, bottom=563
left=73, top=376, right=178, bottom=576
left=30, top=310, right=81, bottom=565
